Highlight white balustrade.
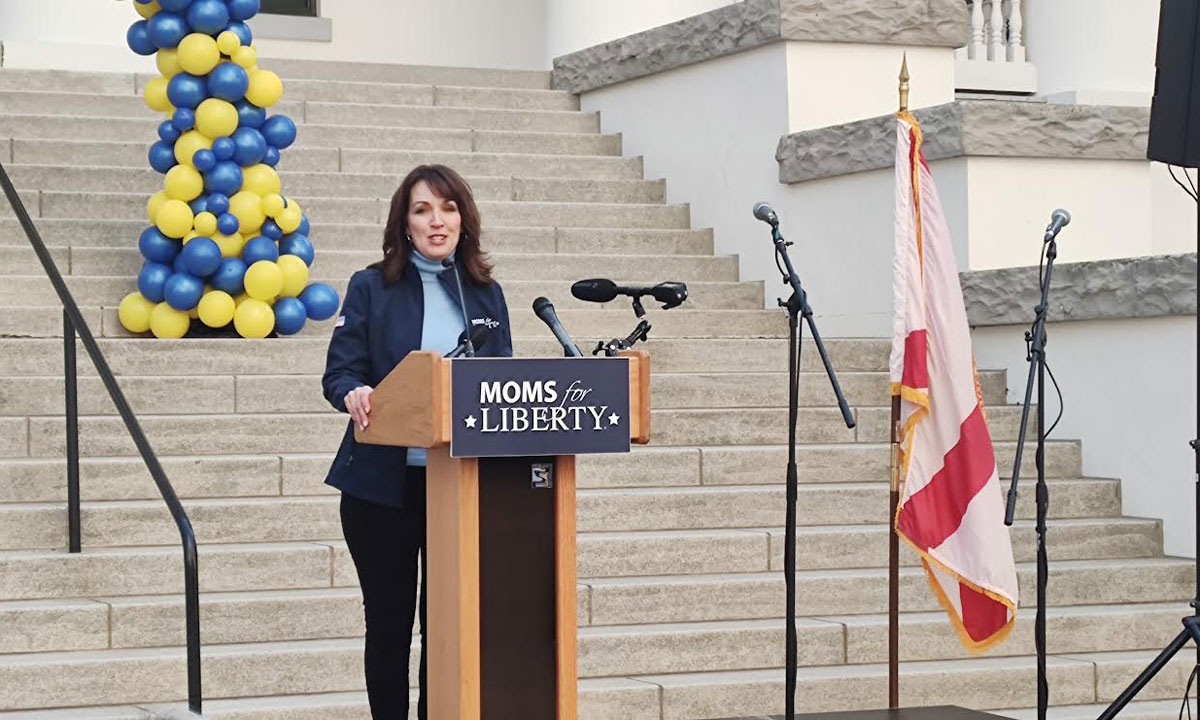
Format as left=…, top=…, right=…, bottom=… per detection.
left=956, top=0, right=1036, bottom=94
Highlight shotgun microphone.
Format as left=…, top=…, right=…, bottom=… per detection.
left=571, top=279, right=688, bottom=309
left=533, top=297, right=583, bottom=357
left=446, top=325, right=490, bottom=358
left=1044, top=209, right=1071, bottom=242
left=442, top=256, right=475, bottom=357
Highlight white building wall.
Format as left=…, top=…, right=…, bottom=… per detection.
left=972, top=316, right=1197, bottom=558
left=543, top=0, right=737, bottom=67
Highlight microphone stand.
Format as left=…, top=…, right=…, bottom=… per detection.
left=1003, top=225, right=1063, bottom=720
left=768, top=220, right=855, bottom=720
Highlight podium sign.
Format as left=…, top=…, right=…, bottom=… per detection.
left=450, top=357, right=632, bottom=458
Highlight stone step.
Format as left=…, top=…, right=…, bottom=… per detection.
left=0, top=91, right=597, bottom=134
left=9, top=140, right=343, bottom=173
left=0, top=440, right=1080, bottom=504
left=0, top=219, right=713, bottom=255
left=581, top=558, right=1195, bottom=625
left=5, top=166, right=663, bottom=203
left=0, top=479, right=1119, bottom=551
left=0, top=116, right=622, bottom=156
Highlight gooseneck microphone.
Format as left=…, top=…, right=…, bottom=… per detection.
left=1044, top=209, right=1071, bottom=242
left=752, top=201, right=779, bottom=227
left=446, top=325, right=490, bottom=358
left=442, top=256, right=475, bottom=357
left=532, top=297, right=583, bottom=357
left=571, top=279, right=689, bottom=309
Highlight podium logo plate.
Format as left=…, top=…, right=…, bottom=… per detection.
left=450, top=357, right=632, bottom=458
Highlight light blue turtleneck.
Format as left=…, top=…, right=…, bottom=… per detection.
left=407, top=250, right=466, bottom=467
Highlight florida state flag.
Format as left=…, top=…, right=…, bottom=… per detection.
left=890, top=111, right=1019, bottom=652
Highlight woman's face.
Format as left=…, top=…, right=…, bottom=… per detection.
left=406, top=180, right=461, bottom=261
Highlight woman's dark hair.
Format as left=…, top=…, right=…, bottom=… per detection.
left=375, top=164, right=494, bottom=285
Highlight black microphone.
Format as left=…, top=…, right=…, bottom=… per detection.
left=1044, top=209, right=1071, bottom=242
left=446, top=324, right=490, bottom=358
left=532, top=297, right=583, bottom=357
left=441, top=256, right=475, bottom=357
left=571, top=279, right=688, bottom=310
left=752, top=201, right=779, bottom=227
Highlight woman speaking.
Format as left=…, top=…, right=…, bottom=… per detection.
left=321, top=164, right=512, bottom=719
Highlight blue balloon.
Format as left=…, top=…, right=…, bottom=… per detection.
left=226, top=21, right=253, bottom=46
left=204, top=161, right=243, bottom=196
left=227, top=0, right=261, bottom=21
left=217, top=213, right=240, bottom=235
left=260, top=219, right=283, bottom=240
left=186, top=0, right=229, bottom=34
left=138, top=262, right=173, bottom=303
left=127, top=21, right=157, bottom=56
left=206, top=193, right=230, bottom=216
left=148, top=141, right=178, bottom=174
left=299, top=283, right=340, bottom=321
left=298, top=215, right=311, bottom=236
left=179, top=236, right=222, bottom=277
left=260, top=115, right=297, bottom=150
left=172, top=108, right=196, bottom=132
left=262, top=146, right=280, bottom=167
left=173, top=253, right=190, bottom=275
left=211, top=257, right=247, bottom=295
left=188, top=196, right=208, bottom=215
left=159, top=0, right=193, bottom=11
left=157, top=121, right=181, bottom=143
left=167, top=74, right=206, bottom=110
left=235, top=100, right=266, bottom=128
left=146, top=12, right=189, bottom=49
left=139, top=227, right=181, bottom=264
left=241, top=235, right=279, bottom=265
left=192, top=148, right=216, bottom=172
left=279, top=233, right=314, bottom=266
left=212, top=137, right=236, bottom=161
left=231, top=127, right=267, bottom=166
left=273, top=297, right=307, bottom=335
left=207, top=63, right=249, bottom=102
left=164, top=272, right=205, bottom=311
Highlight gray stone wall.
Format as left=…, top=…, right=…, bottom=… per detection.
left=962, top=253, right=1197, bottom=326
left=777, top=100, right=1151, bottom=184
left=778, top=0, right=965, bottom=46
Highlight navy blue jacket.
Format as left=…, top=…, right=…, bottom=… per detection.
left=322, top=261, right=513, bottom=508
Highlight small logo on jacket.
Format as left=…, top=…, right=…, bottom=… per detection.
left=472, top=317, right=500, bottom=329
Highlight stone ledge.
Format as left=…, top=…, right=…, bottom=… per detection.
left=962, top=253, right=1196, bottom=327
left=777, top=100, right=1150, bottom=184
left=551, top=0, right=966, bottom=94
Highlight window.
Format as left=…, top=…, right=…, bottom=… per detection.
left=260, top=0, right=318, bottom=17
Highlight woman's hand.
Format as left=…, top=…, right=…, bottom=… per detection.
left=344, top=385, right=374, bottom=430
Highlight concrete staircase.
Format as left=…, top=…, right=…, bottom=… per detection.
left=0, top=59, right=1191, bottom=720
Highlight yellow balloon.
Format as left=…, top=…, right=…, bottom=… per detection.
left=229, top=190, right=266, bottom=234
left=232, top=46, right=257, bottom=70
left=178, top=33, right=220, bottom=76
left=234, top=298, right=275, bottom=339
left=213, top=231, right=245, bottom=259
left=155, top=199, right=194, bottom=239
left=261, top=193, right=286, bottom=218
left=241, top=164, right=281, bottom=197
left=118, top=292, right=156, bottom=333
left=147, top=190, right=168, bottom=223
left=195, top=98, right=239, bottom=139
left=143, top=76, right=172, bottom=113
left=135, top=1, right=161, bottom=19
left=182, top=231, right=201, bottom=245
left=245, top=69, right=283, bottom=107
left=164, top=164, right=203, bottom=201
left=217, top=30, right=242, bottom=55
left=149, top=302, right=191, bottom=339
left=197, top=290, right=236, bottom=328
left=154, top=48, right=181, bottom=79
left=174, top=130, right=213, bottom=168
left=244, top=260, right=284, bottom=301
left=276, top=255, right=310, bottom=297
left=193, top=212, right=218, bottom=236
left=234, top=293, right=250, bottom=307
left=276, top=202, right=303, bottom=234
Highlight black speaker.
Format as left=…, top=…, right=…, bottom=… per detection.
left=1148, top=0, right=1200, bottom=167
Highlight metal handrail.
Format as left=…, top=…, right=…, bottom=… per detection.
left=0, top=161, right=202, bottom=714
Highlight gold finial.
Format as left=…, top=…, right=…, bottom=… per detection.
left=899, top=53, right=910, bottom=113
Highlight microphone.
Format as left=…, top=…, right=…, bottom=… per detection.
left=571, top=279, right=688, bottom=310
left=441, top=256, right=475, bottom=357
left=752, top=201, right=779, bottom=227
left=446, top=324, right=490, bottom=358
left=1044, top=209, right=1071, bottom=242
left=532, top=297, right=583, bottom=357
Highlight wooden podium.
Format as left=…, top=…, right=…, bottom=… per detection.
left=356, top=351, right=651, bottom=720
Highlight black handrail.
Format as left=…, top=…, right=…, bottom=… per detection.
left=0, top=161, right=202, bottom=714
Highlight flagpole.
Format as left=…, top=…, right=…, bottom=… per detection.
left=888, top=53, right=909, bottom=712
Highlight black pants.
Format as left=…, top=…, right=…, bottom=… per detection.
left=340, top=470, right=427, bottom=720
